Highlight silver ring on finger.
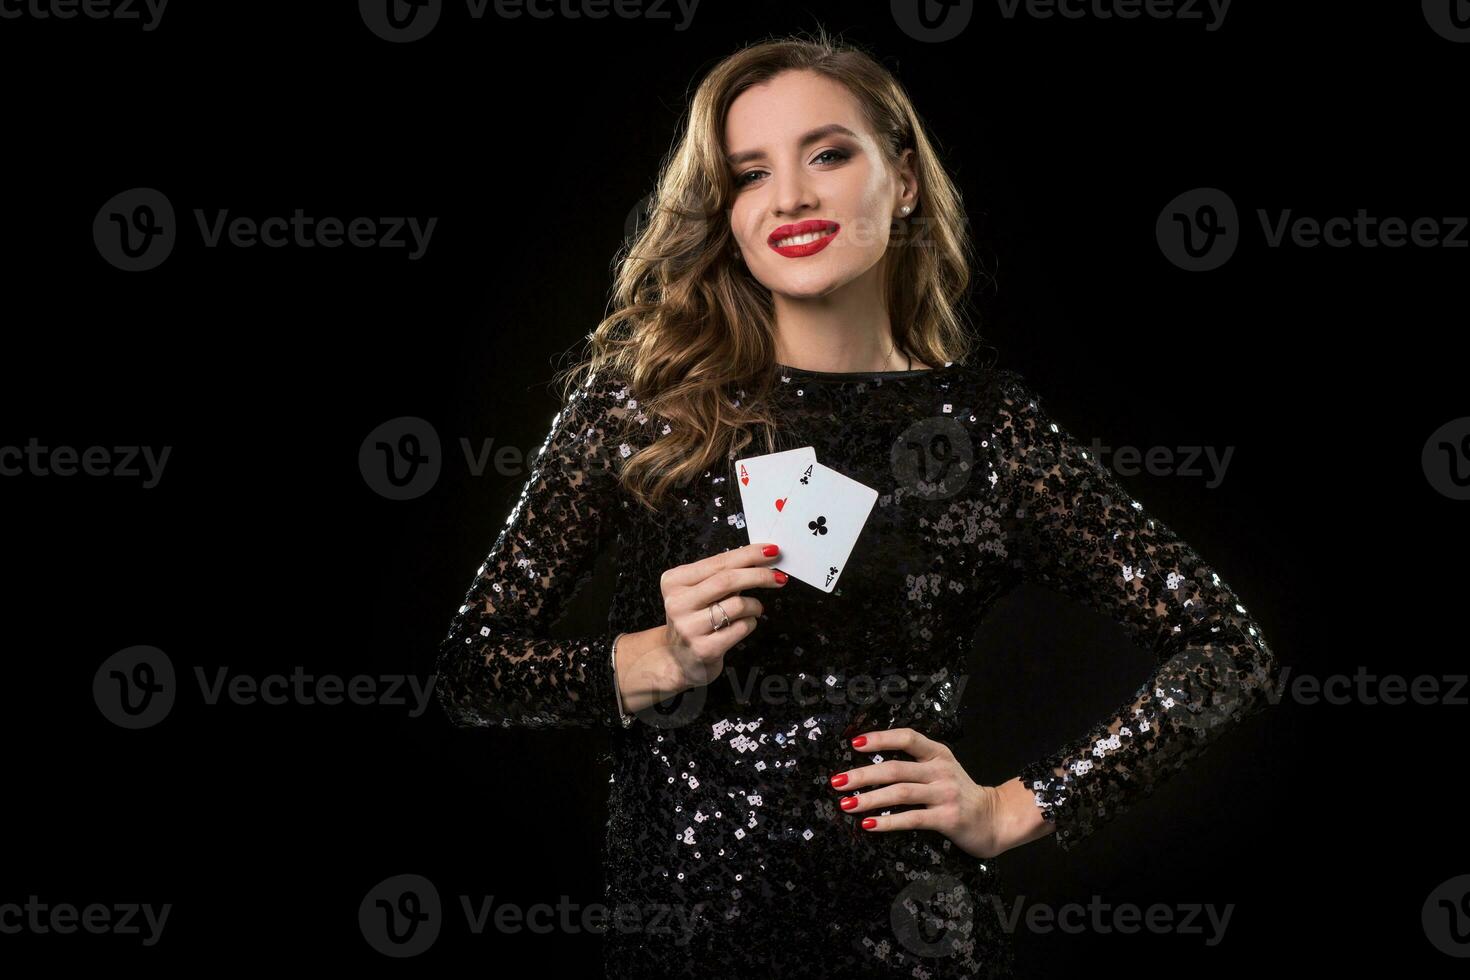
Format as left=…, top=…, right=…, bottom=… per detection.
left=708, top=601, right=731, bottom=632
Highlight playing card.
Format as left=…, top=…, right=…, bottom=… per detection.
left=768, top=460, right=878, bottom=593
left=733, top=445, right=816, bottom=543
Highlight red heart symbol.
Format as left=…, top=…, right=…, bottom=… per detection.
left=775, top=497, right=786, bottom=512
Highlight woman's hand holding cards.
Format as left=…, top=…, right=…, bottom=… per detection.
left=613, top=541, right=788, bottom=713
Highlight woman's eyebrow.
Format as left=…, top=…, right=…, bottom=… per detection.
left=726, top=123, right=861, bottom=167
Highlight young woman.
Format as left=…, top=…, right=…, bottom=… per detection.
left=435, top=31, right=1277, bottom=979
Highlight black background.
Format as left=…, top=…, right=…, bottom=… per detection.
left=2, top=0, right=1464, bottom=973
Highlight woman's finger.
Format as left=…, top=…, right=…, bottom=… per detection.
left=854, top=808, right=941, bottom=833
left=837, top=780, right=942, bottom=815
left=829, top=759, right=930, bottom=791
left=661, top=541, right=780, bottom=590
left=848, top=727, right=952, bottom=763
left=682, top=564, right=785, bottom=611
left=680, top=595, right=763, bottom=632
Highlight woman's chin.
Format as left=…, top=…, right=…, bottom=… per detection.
left=762, top=271, right=861, bottom=301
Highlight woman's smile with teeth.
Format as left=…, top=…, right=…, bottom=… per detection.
left=767, top=220, right=842, bottom=256
left=774, top=228, right=835, bottom=247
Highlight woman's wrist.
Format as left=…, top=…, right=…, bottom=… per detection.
left=613, top=627, right=681, bottom=716
left=993, top=774, right=1054, bottom=853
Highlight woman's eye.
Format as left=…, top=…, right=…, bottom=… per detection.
left=734, top=149, right=848, bottom=187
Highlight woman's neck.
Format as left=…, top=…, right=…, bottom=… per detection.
left=768, top=277, right=911, bottom=373
left=772, top=322, right=910, bottom=373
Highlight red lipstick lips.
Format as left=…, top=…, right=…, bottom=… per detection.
left=767, top=219, right=840, bottom=257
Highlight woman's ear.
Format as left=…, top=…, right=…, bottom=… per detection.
left=895, top=147, right=919, bottom=215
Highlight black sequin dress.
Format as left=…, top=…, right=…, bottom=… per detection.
left=434, top=359, right=1278, bottom=978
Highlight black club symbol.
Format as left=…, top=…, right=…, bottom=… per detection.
left=808, top=516, right=827, bottom=536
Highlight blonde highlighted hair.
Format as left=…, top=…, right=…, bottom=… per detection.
left=554, top=28, right=989, bottom=513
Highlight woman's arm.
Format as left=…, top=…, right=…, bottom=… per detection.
left=434, top=370, right=651, bottom=729
left=991, top=369, right=1279, bottom=852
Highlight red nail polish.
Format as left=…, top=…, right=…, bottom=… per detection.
left=773, top=570, right=788, bottom=584
left=762, top=544, right=779, bottom=556
left=829, top=773, right=848, bottom=788
left=851, top=736, right=867, bottom=748
left=861, top=818, right=877, bottom=830
left=840, top=796, right=858, bottom=810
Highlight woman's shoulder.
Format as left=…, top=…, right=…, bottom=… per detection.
left=561, top=367, right=670, bottom=454
left=934, top=362, right=1054, bottom=438
left=933, top=357, right=1030, bottom=398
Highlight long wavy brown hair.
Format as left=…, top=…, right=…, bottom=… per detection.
left=554, top=28, right=989, bottom=514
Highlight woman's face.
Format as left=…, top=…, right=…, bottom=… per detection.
left=723, top=69, right=916, bottom=300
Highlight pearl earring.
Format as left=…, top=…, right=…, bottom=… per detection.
left=899, top=204, right=912, bottom=215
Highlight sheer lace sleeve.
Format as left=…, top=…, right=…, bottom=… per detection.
left=434, top=370, right=645, bottom=729
left=991, top=369, right=1279, bottom=851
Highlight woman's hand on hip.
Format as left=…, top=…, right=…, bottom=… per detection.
left=828, top=727, right=1021, bottom=860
